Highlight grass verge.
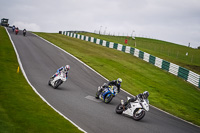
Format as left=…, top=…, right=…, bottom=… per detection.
left=79, top=33, right=200, bottom=74
left=0, top=27, right=82, bottom=133
left=34, top=32, right=200, bottom=126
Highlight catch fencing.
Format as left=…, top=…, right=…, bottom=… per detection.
left=62, top=31, right=200, bottom=88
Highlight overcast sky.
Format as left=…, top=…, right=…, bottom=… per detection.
left=1, top=0, right=200, bottom=48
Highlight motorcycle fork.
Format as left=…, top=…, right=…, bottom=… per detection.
left=136, top=108, right=143, bottom=114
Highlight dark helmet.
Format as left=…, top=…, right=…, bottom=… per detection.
left=143, top=91, right=149, bottom=99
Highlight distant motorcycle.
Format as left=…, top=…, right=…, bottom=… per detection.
left=48, top=72, right=67, bottom=89
left=12, top=27, right=15, bottom=32
left=95, top=85, right=118, bottom=103
left=15, top=29, right=19, bottom=35
left=116, top=96, right=149, bottom=121
left=23, top=30, right=26, bottom=36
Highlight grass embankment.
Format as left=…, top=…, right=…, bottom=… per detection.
left=80, top=33, right=200, bottom=74
left=0, top=27, right=82, bottom=133
left=35, top=32, right=200, bottom=126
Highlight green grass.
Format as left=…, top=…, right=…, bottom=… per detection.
left=0, top=27, right=82, bottom=133
left=79, top=33, right=200, bottom=74
left=34, top=32, right=200, bottom=126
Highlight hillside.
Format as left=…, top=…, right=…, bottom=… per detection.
left=79, top=32, right=200, bottom=74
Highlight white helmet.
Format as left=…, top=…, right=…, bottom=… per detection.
left=65, top=65, right=70, bottom=71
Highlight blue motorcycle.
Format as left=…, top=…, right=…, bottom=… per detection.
left=95, top=85, right=118, bottom=104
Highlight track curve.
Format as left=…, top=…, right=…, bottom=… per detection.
left=7, top=28, right=200, bottom=133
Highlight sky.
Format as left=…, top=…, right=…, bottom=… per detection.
left=1, top=0, right=200, bottom=48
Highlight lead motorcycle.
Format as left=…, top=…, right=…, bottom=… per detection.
left=95, top=85, right=118, bottom=104
left=23, top=30, right=26, bottom=36
left=48, top=72, right=67, bottom=89
left=116, top=96, right=149, bottom=121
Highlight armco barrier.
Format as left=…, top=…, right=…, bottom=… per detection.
left=62, top=31, right=200, bottom=88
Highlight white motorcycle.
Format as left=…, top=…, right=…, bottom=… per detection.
left=116, top=96, right=149, bottom=121
left=48, top=72, right=67, bottom=89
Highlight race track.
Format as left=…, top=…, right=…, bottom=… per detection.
left=7, top=28, right=200, bottom=133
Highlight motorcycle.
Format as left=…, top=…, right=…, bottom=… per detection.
left=12, top=27, right=15, bottom=32
left=15, top=29, right=19, bottom=35
left=23, top=30, right=26, bottom=36
left=48, top=72, right=67, bottom=89
left=116, top=96, right=149, bottom=121
left=95, top=85, right=118, bottom=103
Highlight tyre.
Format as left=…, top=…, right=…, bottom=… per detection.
left=54, top=79, right=63, bottom=89
left=104, top=94, right=113, bottom=104
left=132, top=108, right=145, bottom=121
left=95, top=91, right=101, bottom=99
left=48, top=80, right=51, bottom=86
left=116, top=104, right=123, bottom=114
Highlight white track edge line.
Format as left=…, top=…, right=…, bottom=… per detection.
left=5, top=28, right=87, bottom=133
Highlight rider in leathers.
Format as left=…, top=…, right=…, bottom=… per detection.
left=51, top=65, right=70, bottom=80
left=101, top=78, right=122, bottom=93
left=124, top=91, right=149, bottom=106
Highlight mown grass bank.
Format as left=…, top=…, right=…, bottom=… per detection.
left=79, top=33, right=200, bottom=74
left=0, top=27, right=82, bottom=133
left=35, top=32, right=200, bottom=126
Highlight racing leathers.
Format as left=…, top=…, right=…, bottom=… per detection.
left=125, top=93, right=148, bottom=107
left=52, top=66, right=69, bottom=79
left=101, top=80, right=121, bottom=93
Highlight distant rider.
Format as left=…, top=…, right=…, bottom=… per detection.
left=12, top=25, right=15, bottom=32
left=51, top=65, right=70, bottom=80
left=23, top=29, right=26, bottom=33
left=100, top=78, right=122, bottom=93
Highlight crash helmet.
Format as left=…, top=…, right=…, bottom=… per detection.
left=65, top=65, right=70, bottom=71
left=143, top=91, right=149, bottom=99
left=117, top=78, right=122, bottom=84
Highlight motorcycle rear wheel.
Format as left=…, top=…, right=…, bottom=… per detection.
left=132, top=108, right=145, bottom=121
left=95, top=91, right=101, bottom=99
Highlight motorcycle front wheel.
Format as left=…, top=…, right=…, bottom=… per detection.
left=54, top=79, right=63, bottom=89
left=48, top=80, right=51, bottom=86
left=104, top=94, right=113, bottom=104
left=133, top=108, right=145, bottom=121
left=116, top=104, right=123, bottom=114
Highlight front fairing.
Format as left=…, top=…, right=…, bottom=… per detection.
left=52, top=72, right=66, bottom=84
left=101, top=86, right=117, bottom=100
left=141, top=99, right=149, bottom=111
left=101, top=88, right=111, bottom=98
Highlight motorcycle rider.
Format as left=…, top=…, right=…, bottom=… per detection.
left=100, top=78, right=122, bottom=94
left=15, top=27, right=19, bottom=34
left=23, top=29, right=26, bottom=36
left=12, top=25, right=15, bottom=32
left=51, top=65, right=70, bottom=80
left=124, top=91, right=149, bottom=106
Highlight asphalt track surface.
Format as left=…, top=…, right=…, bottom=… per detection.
left=7, top=28, right=200, bottom=133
